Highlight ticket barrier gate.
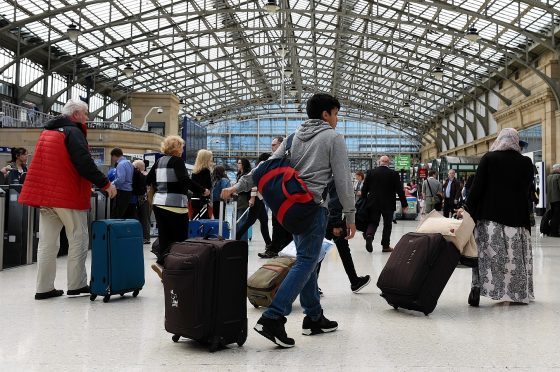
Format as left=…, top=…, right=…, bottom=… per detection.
left=1, top=185, right=31, bottom=270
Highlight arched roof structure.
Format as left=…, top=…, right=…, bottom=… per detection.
left=1, top=0, right=559, bottom=143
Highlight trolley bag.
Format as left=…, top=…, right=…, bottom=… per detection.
left=162, top=200, right=248, bottom=352
left=90, top=219, right=145, bottom=303
left=188, top=220, right=231, bottom=239
left=376, top=232, right=459, bottom=315
left=247, top=257, right=296, bottom=308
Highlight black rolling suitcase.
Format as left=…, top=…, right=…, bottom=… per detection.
left=162, top=200, right=248, bottom=352
left=377, top=232, right=459, bottom=315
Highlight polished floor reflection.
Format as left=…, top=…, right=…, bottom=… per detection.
left=1, top=218, right=559, bottom=371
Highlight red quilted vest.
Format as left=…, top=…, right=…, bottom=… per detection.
left=19, top=129, right=93, bottom=210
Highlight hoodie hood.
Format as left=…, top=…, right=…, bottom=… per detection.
left=296, top=119, right=333, bottom=142
left=44, top=115, right=87, bottom=137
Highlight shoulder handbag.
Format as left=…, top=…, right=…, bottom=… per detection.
left=426, top=179, right=443, bottom=211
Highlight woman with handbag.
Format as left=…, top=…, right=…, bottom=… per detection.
left=465, top=128, right=535, bottom=306
left=146, top=136, right=209, bottom=268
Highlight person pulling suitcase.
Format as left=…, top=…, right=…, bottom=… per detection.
left=222, top=93, right=356, bottom=348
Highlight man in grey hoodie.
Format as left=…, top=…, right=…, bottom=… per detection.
left=222, top=93, right=356, bottom=348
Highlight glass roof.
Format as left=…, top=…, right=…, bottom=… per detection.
left=1, top=0, right=560, bottom=138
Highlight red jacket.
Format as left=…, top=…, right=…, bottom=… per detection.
left=19, top=116, right=110, bottom=210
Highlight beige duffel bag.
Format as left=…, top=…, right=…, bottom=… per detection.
left=416, top=210, right=476, bottom=260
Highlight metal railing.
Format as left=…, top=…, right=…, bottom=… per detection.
left=0, top=101, right=142, bottom=131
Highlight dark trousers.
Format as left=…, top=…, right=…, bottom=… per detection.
left=153, top=206, right=189, bottom=265
left=366, top=208, right=394, bottom=247
left=137, top=198, right=151, bottom=241
left=111, top=190, right=136, bottom=218
left=270, top=214, right=293, bottom=253
left=550, top=201, right=560, bottom=237
left=190, top=198, right=209, bottom=219
left=212, top=201, right=226, bottom=221
left=443, top=198, right=456, bottom=218
left=236, top=199, right=272, bottom=245
left=320, top=228, right=359, bottom=285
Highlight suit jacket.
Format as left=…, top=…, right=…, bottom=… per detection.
left=361, top=166, right=407, bottom=212
left=442, top=177, right=462, bottom=201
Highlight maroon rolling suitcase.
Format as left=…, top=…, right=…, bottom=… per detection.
left=376, top=232, right=460, bottom=315
left=162, top=201, right=248, bottom=352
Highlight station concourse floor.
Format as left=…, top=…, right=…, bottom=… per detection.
left=1, top=218, right=559, bottom=371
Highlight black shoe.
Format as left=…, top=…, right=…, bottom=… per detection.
left=254, top=316, right=295, bottom=348
left=302, top=311, right=338, bottom=336
left=351, top=275, right=371, bottom=293
left=365, top=237, right=373, bottom=253
left=35, top=289, right=64, bottom=300
left=258, top=250, right=278, bottom=259
left=67, top=286, right=90, bottom=296
left=468, top=287, right=480, bottom=307
left=393, top=219, right=397, bottom=224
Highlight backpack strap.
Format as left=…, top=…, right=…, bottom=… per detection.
left=284, top=133, right=296, bottom=157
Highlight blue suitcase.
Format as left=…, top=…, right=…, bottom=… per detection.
left=90, top=219, right=145, bottom=303
left=188, top=219, right=230, bottom=239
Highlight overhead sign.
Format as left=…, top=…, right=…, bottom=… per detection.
left=395, top=155, right=411, bottom=170
left=418, top=168, right=428, bottom=179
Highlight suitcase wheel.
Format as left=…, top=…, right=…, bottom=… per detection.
left=90, top=294, right=97, bottom=301
left=103, top=295, right=110, bottom=303
left=209, top=337, right=221, bottom=352
left=390, top=304, right=398, bottom=310
left=120, top=293, right=125, bottom=297
left=172, top=335, right=181, bottom=343
left=424, top=312, right=429, bottom=316
left=237, top=330, right=247, bottom=347
left=133, top=289, right=140, bottom=297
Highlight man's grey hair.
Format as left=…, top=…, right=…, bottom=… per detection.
left=553, top=164, right=560, bottom=172
left=62, top=98, right=88, bottom=117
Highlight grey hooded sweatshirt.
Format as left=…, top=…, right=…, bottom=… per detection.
left=235, top=119, right=356, bottom=224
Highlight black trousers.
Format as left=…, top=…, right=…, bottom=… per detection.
left=366, top=208, right=394, bottom=247
left=269, top=213, right=293, bottom=253
left=111, top=190, right=136, bottom=218
left=136, top=198, right=151, bottom=241
left=320, top=228, right=359, bottom=285
left=236, top=198, right=271, bottom=245
left=550, top=201, right=560, bottom=237
left=443, top=198, right=456, bottom=218
left=153, top=206, right=189, bottom=265
left=190, top=198, right=210, bottom=219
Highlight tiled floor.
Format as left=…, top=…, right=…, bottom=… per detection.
left=1, top=218, right=559, bottom=371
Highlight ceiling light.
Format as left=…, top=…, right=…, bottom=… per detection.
left=289, top=83, right=298, bottom=96
left=263, top=0, right=280, bottom=14
left=465, top=27, right=480, bottom=43
left=276, top=45, right=288, bottom=58
left=283, top=65, right=293, bottom=78
left=432, top=66, right=444, bottom=80
left=66, top=24, right=81, bottom=42
left=195, top=111, right=203, bottom=121
left=122, top=63, right=134, bottom=78
left=403, top=101, right=411, bottom=113
left=416, top=86, right=427, bottom=97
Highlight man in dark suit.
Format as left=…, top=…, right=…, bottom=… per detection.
left=442, top=169, right=462, bottom=218
left=361, top=155, right=407, bottom=253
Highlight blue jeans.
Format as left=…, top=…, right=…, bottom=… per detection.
left=263, top=207, right=328, bottom=321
